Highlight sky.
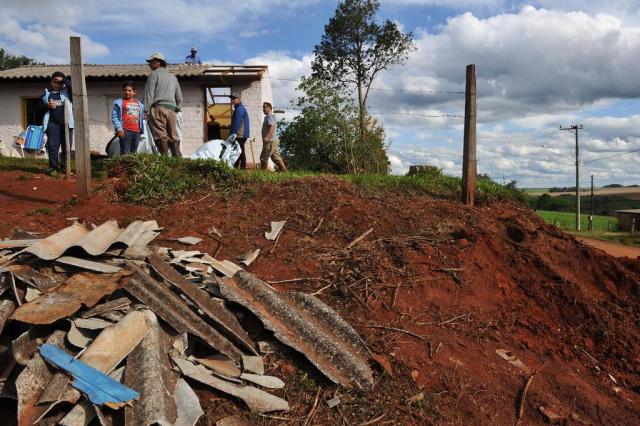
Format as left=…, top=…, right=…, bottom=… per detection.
left=1, top=0, right=640, bottom=187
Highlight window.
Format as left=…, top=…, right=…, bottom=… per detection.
left=21, top=97, right=42, bottom=129
left=205, top=87, right=232, bottom=140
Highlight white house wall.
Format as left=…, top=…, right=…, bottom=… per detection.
left=0, top=73, right=272, bottom=161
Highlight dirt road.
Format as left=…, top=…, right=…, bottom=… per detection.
left=577, top=236, right=640, bottom=258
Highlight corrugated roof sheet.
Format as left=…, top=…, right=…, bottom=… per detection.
left=0, top=64, right=267, bottom=80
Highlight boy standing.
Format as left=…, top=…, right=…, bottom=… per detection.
left=112, top=81, right=144, bottom=154
left=39, top=71, right=73, bottom=174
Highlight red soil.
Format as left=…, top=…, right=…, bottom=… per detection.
left=1, top=170, right=639, bottom=425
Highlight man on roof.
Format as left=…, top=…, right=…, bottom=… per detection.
left=185, top=47, right=202, bottom=65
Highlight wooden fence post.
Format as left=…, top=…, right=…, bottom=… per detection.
left=461, top=64, right=477, bottom=206
left=69, top=36, right=91, bottom=197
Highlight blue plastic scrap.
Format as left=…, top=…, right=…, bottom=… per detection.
left=39, top=344, right=139, bottom=407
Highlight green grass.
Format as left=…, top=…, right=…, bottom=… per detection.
left=536, top=210, right=618, bottom=232
left=0, top=156, right=49, bottom=174
left=535, top=210, right=640, bottom=247
left=109, top=155, right=525, bottom=204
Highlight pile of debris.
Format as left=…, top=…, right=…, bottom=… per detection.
left=0, top=220, right=374, bottom=425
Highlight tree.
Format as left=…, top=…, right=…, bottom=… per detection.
left=312, top=0, right=415, bottom=137
left=0, top=48, right=40, bottom=71
left=279, top=76, right=389, bottom=173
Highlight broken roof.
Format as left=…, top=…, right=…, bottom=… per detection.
left=0, top=64, right=268, bottom=81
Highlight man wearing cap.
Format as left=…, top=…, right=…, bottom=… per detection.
left=144, top=53, right=183, bottom=157
left=230, top=94, right=250, bottom=169
left=185, top=48, right=201, bottom=65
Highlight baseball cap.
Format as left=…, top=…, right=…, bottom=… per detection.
left=146, top=52, right=166, bottom=63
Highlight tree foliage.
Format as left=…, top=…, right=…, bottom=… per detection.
left=312, top=0, right=415, bottom=136
left=0, top=48, right=40, bottom=71
left=279, top=77, right=389, bottom=173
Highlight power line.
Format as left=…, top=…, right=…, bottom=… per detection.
left=267, top=76, right=465, bottom=95
left=583, top=147, right=640, bottom=164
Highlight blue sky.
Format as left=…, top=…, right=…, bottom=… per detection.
left=1, top=0, right=640, bottom=187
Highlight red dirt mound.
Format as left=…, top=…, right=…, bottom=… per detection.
left=1, top=171, right=638, bottom=425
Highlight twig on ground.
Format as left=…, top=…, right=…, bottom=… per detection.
left=574, top=345, right=599, bottom=366
left=434, top=267, right=463, bottom=272
left=357, top=324, right=427, bottom=342
left=515, top=363, right=548, bottom=425
left=359, top=413, right=387, bottom=425
left=347, top=227, right=374, bottom=249
left=269, top=226, right=284, bottom=254
left=179, top=193, right=212, bottom=205
left=266, top=277, right=321, bottom=284
left=312, top=217, right=324, bottom=235
left=392, top=282, right=401, bottom=307
left=303, top=387, right=323, bottom=426
left=438, top=313, right=469, bottom=326
left=285, top=225, right=315, bottom=237
left=336, top=405, right=351, bottom=426
left=310, top=282, right=333, bottom=296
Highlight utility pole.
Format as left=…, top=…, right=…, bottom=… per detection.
left=589, top=174, right=594, bottom=231
left=461, top=64, right=477, bottom=206
left=559, top=125, right=583, bottom=231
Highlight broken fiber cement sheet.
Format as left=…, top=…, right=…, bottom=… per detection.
left=10, top=272, right=130, bottom=324
left=23, top=220, right=159, bottom=260
left=219, top=270, right=374, bottom=389
left=264, top=221, right=286, bottom=241
left=39, top=344, right=139, bottom=408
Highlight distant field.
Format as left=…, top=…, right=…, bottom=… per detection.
left=528, top=187, right=640, bottom=199
left=536, top=210, right=618, bottom=232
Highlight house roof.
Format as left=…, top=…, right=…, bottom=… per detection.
left=616, top=209, right=640, bottom=214
left=0, top=64, right=267, bottom=80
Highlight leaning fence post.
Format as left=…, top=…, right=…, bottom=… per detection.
left=69, top=36, right=91, bottom=197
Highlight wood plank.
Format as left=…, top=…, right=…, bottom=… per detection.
left=69, top=36, right=91, bottom=197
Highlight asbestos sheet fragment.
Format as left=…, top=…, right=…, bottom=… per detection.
left=81, top=297, right=131, bottom=318
left=74, top=317, right=113, bottom=330
left=193, top=355, right=241, bottom=378
left=67, top=321, right=93, bottom=348
left=264, top=221, right=286, bottom=241
left=148, top=254, right=256, bottom=354
left=219, top=271, right=374, bottom=389
left=39, top=344, right=139, bottom=408
left=57, top=256, right=123, bottom=273
left=174, top=379, right=204, bottom=426
left=0, top=239, right=40, bottom=249
left=172, top=236, right=203, bottom=245
left=172, top=357, right=290, bottom=413
left=15, top=330, right=67, bottom=426
left=59, top=399, right=95, bottom=426
left=25, top=286, right=41, bottom=302
left=496, top=349, right=531, bottom=375
left=240, top=373, right=285, bottom=389
left=236, top=249, right=260, bottom=266
left=209, top=259, right=242, bottom=278
left=23, top=222, right=90, bottom=260
left=0, top=299, right=16, bottom=334
left=10, top=272, right=130, bottom=324
left=10, top=264, right=62, bottom=290
left=124, top=311, right=178, bottom=426
left=242, top=355, right=264, bottom=375
left=124, top=262, right=243, bottom=362
left=12, top=326, right=50, bottom=365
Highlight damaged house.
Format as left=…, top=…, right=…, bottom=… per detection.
left=0, top=64, right=273, bottom=163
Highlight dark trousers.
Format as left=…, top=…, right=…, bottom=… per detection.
left=46, top=122, right=72, bottom=171
left=234, top=138, right=247, bottom=169
left=120, top=130, right=141, bottom=154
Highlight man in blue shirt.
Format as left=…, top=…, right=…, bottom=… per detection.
left=230, top=94, right=250, bottom=169
left=185, top=47, right=202, bottom=65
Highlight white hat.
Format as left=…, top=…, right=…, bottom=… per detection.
left=146, top=52, right=166, bottom=63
